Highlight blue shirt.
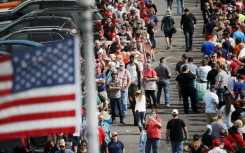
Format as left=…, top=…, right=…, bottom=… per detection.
left=99, top=122, right=111, bottom=144
left=232, top=31, right=245, bottom=43
left=55, top=149, right=74, bottom=153
left=108, top=141, right=124, bottom=153
left=201, top=41, right=215, bottom=56
left=96, top=73, right=106, bottom=92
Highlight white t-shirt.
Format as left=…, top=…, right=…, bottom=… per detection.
left=198, top=65, right=211, bottom=81
left=203, top=92, right=219, bottom=113
left=208, top=147, right=227, bottom=153
left=135, top=95, right=146, bottom=112
left=218, top=104, right=235, bottom=128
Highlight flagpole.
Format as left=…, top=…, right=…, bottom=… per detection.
left=77, top=1, right=99, bottom=153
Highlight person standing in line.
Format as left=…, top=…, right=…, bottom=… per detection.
left=98, top=114, right=111, bottom=145
left=202, top=85, right=219, bottom=124
left=161, top=9, right=175, bottom=49
left=135, top=90, right=147, bottom=132
left=108, top=71, right=124, bottom=124
left=126, top=54, right=141, bottom=126
left=145, top=109, right=162, bottom=153
left=116, top=61, right=131, bottom=117
left=175, top=54, right=188, bottom=105
left=154, top=57, right=171, bottom=107
left=215, top=64, right=229, bottom=108
left=108, top=132, right=125, bottom=153
left=176, top=65, right=198, bottom=114
left=180, top=8, right=196, bottom=52
left=176, top=0, right=184, bottom=15
left=166, top=109, right=188, bottom=153
left=143, top=63, right=158, bottom=108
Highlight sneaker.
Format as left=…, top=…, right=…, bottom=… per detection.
left=166, top=104, right=170, bottom=107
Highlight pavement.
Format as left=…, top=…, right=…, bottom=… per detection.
left=110, top=0, right=208, bottom=153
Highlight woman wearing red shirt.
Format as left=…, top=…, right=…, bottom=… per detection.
left=145, top=109, right=162, bottom=153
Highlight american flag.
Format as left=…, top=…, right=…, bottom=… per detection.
left=0, top=37, right=81, bottom=140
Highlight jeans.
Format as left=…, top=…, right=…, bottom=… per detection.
left=149, top=34, right=157, bottom=49
left=171, top=141, right=183, bottom=153
left=216, top=88, right=224, bottom=108
left=184, top=31, right=193, bottom=50
left=145, top=138, right=160, bottom=153
left=115, top=89, right=128, bottom=116
left=177, top=0, right=184, bottom=15
left=167, top=0, right=173, bottom=10
left=181, top=87, right=197, bottom=113
left=156, top=81, right=170, bottom=105
left=145, top=90, right=157, bottom=107
left=110, top=98, right=123, bottom=121
left=135, top=111, right=146, bottom=127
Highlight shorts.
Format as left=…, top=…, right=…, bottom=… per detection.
left=164, top=32, right=173, bottom=38
left=98, top=90, right=108, bottom=100
left=206, top=113, right=218, bottom=124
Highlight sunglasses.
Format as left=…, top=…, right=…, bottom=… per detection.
left=113, top=135, right=118, bottom=136
left=133, top=47, right=137, bottom=49
left=82, top=144, right=86, bottom=146
left=137, top=22, right=141, bottom=24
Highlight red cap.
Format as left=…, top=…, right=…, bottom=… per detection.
left=112, top=19, right=119, bottom=23
left=118, top=4, right=123, bottom=8
left=240, top=75, right=245, bottom=80
left=221, top=5, right=227, bottom=10
left=213, top=139, right=221, bottom=146
left=140, top=1, right=145, bottom=5
left=206, top=35, right=212, bottom=40
left=144, top=17, right=150, bottom=22
left=104, top=12, right=112, bottom=17
left=95, top=21, right=102, bottom=26
left=116, top=43, right=121, bottom=47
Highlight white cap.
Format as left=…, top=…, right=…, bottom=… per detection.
left=172, top=109, right=178, bottom=115
left=59, top=139, right=66, bottom=146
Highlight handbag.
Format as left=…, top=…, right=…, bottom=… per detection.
left=171, top=26, right=177, bottom=34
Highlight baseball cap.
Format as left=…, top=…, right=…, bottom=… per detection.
left=212, top=53, right=217, bottom=57
left=223, top=20, right=230, bottom=25
left=182, top=54, right=188, bottom=59
left=118, top=4, right=123, bottom=8
left=231, top=54, right=236, bottom=58
left=119, top=61, right=125, bottom=65
left=140, top=1, right=145, bottom=5
left=193, top=134, right=200, bottom=141
left=172, top=109, right=178, bottom=115
left=112, top=132, right=118, bottom=136
left=240, top=75, right=245, bottom=80
left=144, top=17, right=150, bottom=22
left=213, top=139, right=221, bottom=146
left=108, top=62, right=116, bottom=67
left=206, top=124, right=212, bottom=131
left=59, top=139, right=66, bottom=147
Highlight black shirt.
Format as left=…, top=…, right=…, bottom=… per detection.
left=181, top=13, right=197, bottom=32
left=176, top=72, right=196, bottom=89
left=166, top=118, right=186, bottom=141
left=202, top=9, right=210, bottom=23
left=201, top=133, right=216, bottom=147
left=175, top=61, right=186, bottom=74
left=146, top=22, right=154, bottom=36
left=207, top=69, right=219, bottom=85
left=231, top=108, right=245, bottom=122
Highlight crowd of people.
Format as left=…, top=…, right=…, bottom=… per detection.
left=36, top=0, right=245, bottom=153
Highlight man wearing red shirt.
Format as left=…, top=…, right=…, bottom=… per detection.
left=143, top=63, right=158, bottom=108
left=139, top=1, right=149, bottom=19
left=230, top=54, right=241, bottom=77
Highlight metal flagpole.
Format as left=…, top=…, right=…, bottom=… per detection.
left=77, top=1, right=99, bottom=153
